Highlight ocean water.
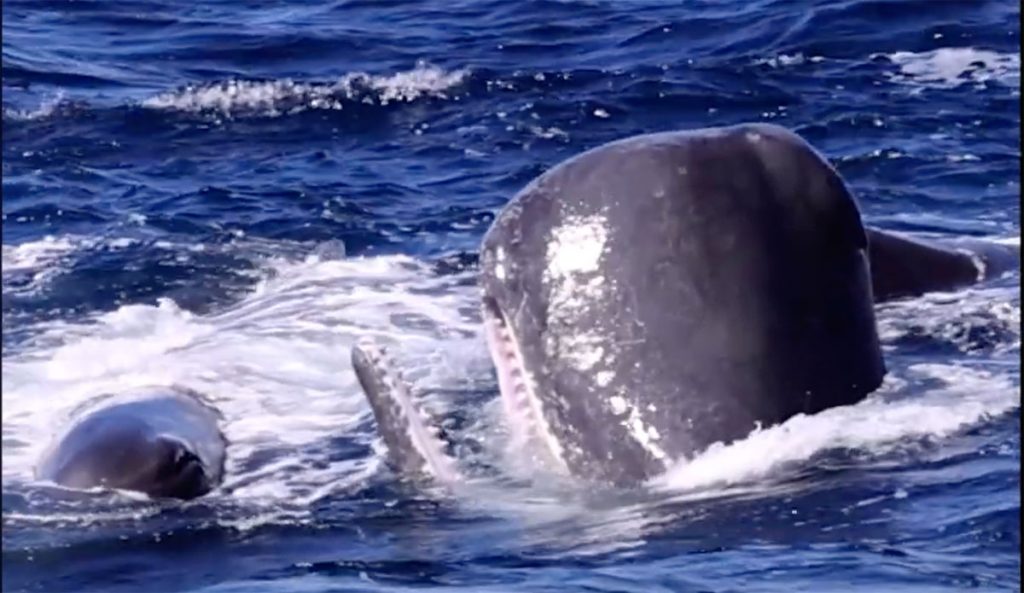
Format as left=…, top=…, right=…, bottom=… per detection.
left=1, top=1, right=1020, bottom=591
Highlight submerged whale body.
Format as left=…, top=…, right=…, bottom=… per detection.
left=36, top=387, right=226, bottom=500
left=352, top=122, right=1019, bottom=485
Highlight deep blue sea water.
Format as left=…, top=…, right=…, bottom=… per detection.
left=2, top=1, right=1020, bottom=592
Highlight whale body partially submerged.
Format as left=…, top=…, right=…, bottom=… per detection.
left=36, top=387, right=226, bottom=500
left=352, top=123, right=1018, bottom=485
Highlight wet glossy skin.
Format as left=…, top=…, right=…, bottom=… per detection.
left=37, top=388, right=226, bottom=500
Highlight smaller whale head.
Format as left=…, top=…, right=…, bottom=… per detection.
left=40, top=414, right=216, bottom=500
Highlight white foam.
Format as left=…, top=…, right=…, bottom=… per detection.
left=142, top=62, right=469, bottom=116
left=2, top=236, right=1018, bottom=527
left=876, top=284, right=1021, bottom=355
left=877, top=47, right=1020, bottom=89
left=2, top=235, right=86, bottom=273
left=528, top=125, right=569, bottom=140
left=652, top=362, right=1018, bottom=493
left=1, top=235, right=111, bottom=297
left=2, top=92, right=65, bottom=122
left=0, top=235, right=180, bottom=298
left=2, top=252, right=487, bottom=514
left=650, top=281, right=1020, bottom=493
left=754, top=53, right=825, bottom=68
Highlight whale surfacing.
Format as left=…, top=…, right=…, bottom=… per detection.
left=478, top=123, right=885, bottom=484
left=352, top=122, right=1018, bottom=486
left=36, top=387, right=226, bottom=500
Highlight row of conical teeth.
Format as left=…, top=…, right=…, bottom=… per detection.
left=492, top=316, right=536, bottom=422
left=360, top=341, right=449, bottom=474
left=489, top=311, right=568, bottom=467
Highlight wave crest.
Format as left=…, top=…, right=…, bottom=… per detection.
left=142, top=62, right=469, bottom=117
left=875, top=48, right=1020, bottom=89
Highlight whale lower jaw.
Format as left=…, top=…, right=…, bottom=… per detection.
left=350, top=302, right=570, bottom=485
left=350, top=341, right=459, bottom=483
left=481, top=298, right=570, bottom=474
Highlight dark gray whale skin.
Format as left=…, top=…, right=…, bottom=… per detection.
left=354, top=122, right=1018, bottom=486
left=866, top=229, right=1018, bottom=301
left=36, top=387, right=226, bottom=500
left=478, top=122, right=1005, bottom=485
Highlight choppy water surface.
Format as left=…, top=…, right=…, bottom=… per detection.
left=2, top=1, right=1020, bottom=591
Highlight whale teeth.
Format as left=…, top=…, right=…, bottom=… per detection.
left=352, top=338, right=459, bottom=483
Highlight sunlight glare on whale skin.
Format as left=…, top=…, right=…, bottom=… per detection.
left=543, top=214, right=616, bottom=375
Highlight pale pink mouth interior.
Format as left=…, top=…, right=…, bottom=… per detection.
left=481, top=298, right=567, bottom=470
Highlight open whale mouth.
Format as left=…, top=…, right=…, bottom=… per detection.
left=481, top=297, right=568, bottom=472
left=153, top=441, right=211, bottom=499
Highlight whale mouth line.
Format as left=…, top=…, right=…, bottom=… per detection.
left=481, top=297, right=569, bottom=472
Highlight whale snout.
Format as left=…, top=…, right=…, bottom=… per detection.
left=37, top=390, right=225, bottom=500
